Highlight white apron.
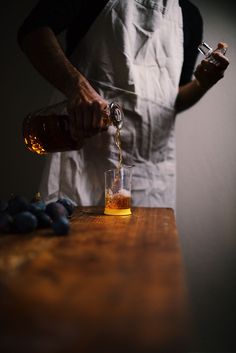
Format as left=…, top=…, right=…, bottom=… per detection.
left=39, top=0, right=184, bottom=209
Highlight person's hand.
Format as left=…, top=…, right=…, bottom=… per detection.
left=67, top=76, right=109, bottom=143
left=194, top=42, right=229, bottom=90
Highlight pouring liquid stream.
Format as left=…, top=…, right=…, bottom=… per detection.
left=115, top=128, right=123, bottom=171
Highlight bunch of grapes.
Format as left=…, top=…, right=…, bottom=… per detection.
left=0, top=193, right=75, bottom=236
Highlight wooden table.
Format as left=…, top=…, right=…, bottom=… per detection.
left=0, top=207, right=191, bottom=353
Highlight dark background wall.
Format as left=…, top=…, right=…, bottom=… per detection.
left=0, top=1, right=236, bottom=351
left=1, top=1, right=54, bottom=199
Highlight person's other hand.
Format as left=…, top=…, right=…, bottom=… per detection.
left=67, top=77, right=109, bottom=142
left=194, top=42, right=229, bottom=90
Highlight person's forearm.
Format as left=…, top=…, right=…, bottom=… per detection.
left=175, top=79, right=209, bottom=113
left=20, top=26, right=109, bottom=138
left=20, top=27, right=83, bottom=97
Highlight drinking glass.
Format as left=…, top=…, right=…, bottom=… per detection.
left=104, top=166, right=132, bottom=216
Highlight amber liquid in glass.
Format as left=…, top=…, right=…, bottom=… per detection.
left=104, top=189, right=131, bottom=215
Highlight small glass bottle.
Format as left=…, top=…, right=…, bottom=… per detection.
left=23, top=101, right=123, bottom=155
left=198, top=42, right=227, bottom=64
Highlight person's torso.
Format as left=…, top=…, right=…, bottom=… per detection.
left=40, top=0, right=184, bottom=209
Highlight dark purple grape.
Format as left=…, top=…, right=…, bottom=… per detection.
left=0, top=212, right=13, bottom=233
left=45, top=202, right=68, bottom=221
left=36, top=200, right=46, bottom=211
left=28, top=200, right=46, bottom=215
left=13, top=211, right=38, bottom=233
left=36, top=211, right=52, bottom=228
left=57, top=198, right=75, bottom=217
left=8, top=195, right=29, bottom=215
left=52, top=217, right=70, bottom=235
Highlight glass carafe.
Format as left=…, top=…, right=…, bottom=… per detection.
left=23, top=100, right=123, bottom=155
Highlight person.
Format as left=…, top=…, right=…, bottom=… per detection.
left=18, top=0, right=229, bottom=209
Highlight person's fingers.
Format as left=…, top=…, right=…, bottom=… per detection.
left=211, top=52, right=229, bottom=69
left=91, top=101, right=101, bottom=129
left=82, top=102, right=93, bottom=133
left=194, top=62, right=224, bottom=89
left=195, top=60, right=215, bottom=78
left=91, top=100, right=109, bottom=130
left=67, top=90, right=110, bottom=138
left=198, top=58, right=225, bottom=75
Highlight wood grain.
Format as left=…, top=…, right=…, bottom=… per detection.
left=0, top=207, right=192, bottom=353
